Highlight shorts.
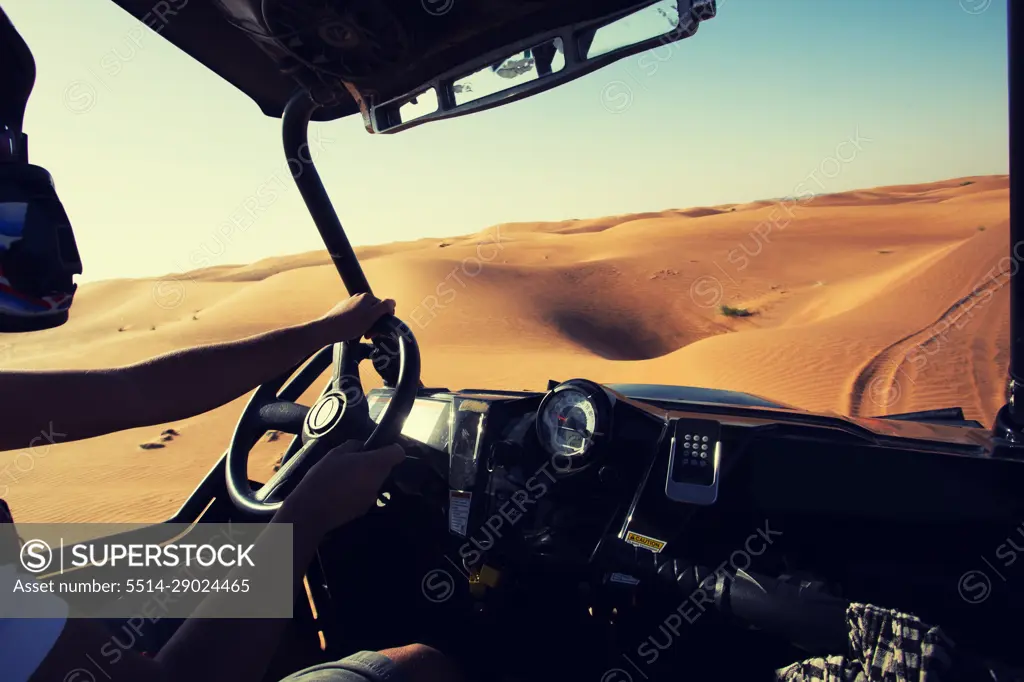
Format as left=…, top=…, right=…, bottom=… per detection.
left=279, top=651, right=406, bottom=682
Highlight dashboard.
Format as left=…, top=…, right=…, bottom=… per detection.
left=360, top=378, right=1024, bottom=662
left=366, top=379, right=737, bottom=571
left=365, top=377, right=1022, bottom=553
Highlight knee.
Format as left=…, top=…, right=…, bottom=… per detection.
left=377, top=643, right=461, bottom=682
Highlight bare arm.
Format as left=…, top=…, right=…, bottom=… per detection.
left=0, top=320, right=330, bottom=452
left=0, top=294, right=395, bottom=452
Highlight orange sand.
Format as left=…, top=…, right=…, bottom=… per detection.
left=0, top=175, right=1010, bottom=523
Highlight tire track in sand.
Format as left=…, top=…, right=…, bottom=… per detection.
left=848, top=265, right=1009, bottom=417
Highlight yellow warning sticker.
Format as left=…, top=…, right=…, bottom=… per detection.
left=625, top=531, right=667, bottom=553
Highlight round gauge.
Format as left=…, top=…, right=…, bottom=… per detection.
left=536, top=380, right=611, bottom=460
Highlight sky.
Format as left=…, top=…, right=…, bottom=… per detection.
left=2, top=0, right=1010, bottom=283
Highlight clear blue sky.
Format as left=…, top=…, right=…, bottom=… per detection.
left=3, top=0, right=1009, bottom=282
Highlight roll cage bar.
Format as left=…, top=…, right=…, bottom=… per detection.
left=995, top=2, right=1024, bottom=446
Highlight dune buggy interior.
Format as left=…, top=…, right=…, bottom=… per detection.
left=31, top=1, right=1024, bottom=680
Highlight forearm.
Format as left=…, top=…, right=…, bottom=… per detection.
left=0, top=318, right=336, bottom=450
left=125, top=318, right=336, bottom=427
left=156, top=500, right=324, bottom=682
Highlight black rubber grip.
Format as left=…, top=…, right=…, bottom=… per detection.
left=654, top=559, right=850, bottom=655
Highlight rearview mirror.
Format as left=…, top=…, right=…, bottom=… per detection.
left=366, top=0, right=716, bottom=134
left=585, top=0, right=691, bottom=59
left=451, top=38, right=567, bottom=109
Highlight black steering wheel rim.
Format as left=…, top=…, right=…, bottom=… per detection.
left=224, top=316, right=421, bottom=517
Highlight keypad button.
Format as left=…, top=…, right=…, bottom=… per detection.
left=700, top=452, right=707, bottom=459
left=701, top=436, right=708, bottom=442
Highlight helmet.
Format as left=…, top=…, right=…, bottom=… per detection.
left=0, top=160, right=81, bottom=332
left=0, top=6, right=82, bottom=333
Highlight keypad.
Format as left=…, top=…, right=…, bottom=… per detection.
left=670, top=420, right=719, bottom=487
left=679, top=432, right=710, bottom=467
left=667, top=418, right=722, bottom=503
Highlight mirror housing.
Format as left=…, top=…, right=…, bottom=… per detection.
left=364, top=0, right=716, bottom=134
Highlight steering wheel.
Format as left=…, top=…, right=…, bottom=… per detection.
left=225, top=316, right=421, bottom=517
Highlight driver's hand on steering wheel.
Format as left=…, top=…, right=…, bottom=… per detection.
left=317, top=293, right=396, bottom=342
left=284, top=440, right=405, bottom=536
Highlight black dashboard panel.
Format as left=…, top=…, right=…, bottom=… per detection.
left=365, top=382, right=1024, bottom=579
left=356, top=380, right=1024, bottom=666
left=366, top=383, right=1024, bottom=536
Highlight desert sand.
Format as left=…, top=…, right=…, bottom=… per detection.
left=0, top=175, right=1010, bottom=523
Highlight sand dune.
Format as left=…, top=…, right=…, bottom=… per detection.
left=0, top=175, right=1009, bottom=523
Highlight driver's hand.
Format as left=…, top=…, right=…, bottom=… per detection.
left=285, top=440, right=405, bottom=535
left=318, top=293, right=396, bottom=341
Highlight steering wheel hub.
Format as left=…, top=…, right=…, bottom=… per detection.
left=306, top=392, right=346, bottom=436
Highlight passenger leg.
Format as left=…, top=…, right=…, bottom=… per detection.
left=280, top=643, right=462, bottom=682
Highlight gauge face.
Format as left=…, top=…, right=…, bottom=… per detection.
left=538, top=388, right=599, bottom=456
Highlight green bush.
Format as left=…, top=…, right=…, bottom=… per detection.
left=720, top=305, right=754, bottom=317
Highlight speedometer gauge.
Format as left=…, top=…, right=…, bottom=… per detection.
left=541, top=389, right=597, bottom=454
left=535, top=379, right=612, bottom=462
